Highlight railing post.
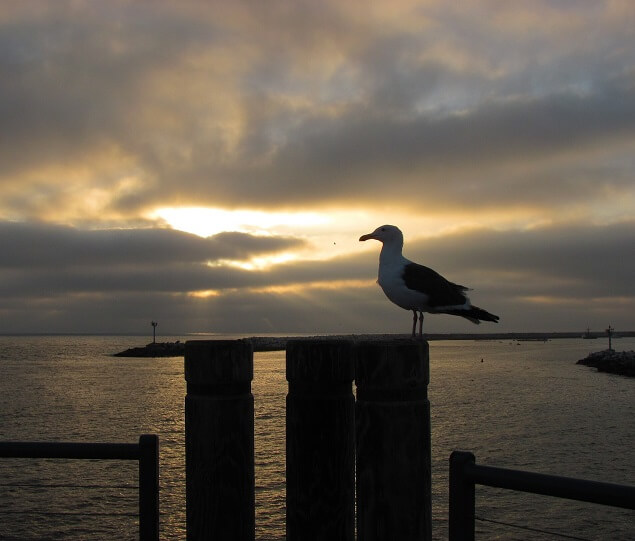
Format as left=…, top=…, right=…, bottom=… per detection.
left=185, top=340, right=255, bottom=541
left=355, top=340, right=431, bottom=541
left=138, top=434, right=160, bottom=541
left=449, top=451, right=476, bottom=541
left=286, top=339, right=355, bottom=541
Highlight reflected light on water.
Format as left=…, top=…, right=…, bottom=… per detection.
left=0, top=336, right=634, bottom=540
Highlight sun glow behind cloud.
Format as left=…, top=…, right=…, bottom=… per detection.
left=151, top=207, right=330, bottom=237
left=188, top=278, right=371, bottom=299
left=211, top=253, right=299, bottom=271
left=149, top=204, right=568, bottom=269
left=153, top=205, right=475, bottom=240
left=151, top=205, right=388, bottom=263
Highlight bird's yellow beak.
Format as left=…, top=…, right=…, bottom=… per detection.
left=359, top=233, right=375, bottom=242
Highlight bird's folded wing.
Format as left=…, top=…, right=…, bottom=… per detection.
left=402, top=262, right=468, bottom=308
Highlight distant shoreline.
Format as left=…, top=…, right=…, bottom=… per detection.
left=247, top=331, right=634, bottom=351
left=111, top=331, right=635, bottom=356
left=3, top=330, right=633, bottom=339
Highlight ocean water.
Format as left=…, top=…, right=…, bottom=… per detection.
left=0, top=335, right=633, bottom=540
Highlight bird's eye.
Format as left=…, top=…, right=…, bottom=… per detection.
left=381, top=227, right=385, bottom=231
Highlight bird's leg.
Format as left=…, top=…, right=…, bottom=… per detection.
left=411, top=310, right=417, bottom=338
left=418, top=311, right=424, bottom=338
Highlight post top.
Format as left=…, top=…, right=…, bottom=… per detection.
left=286, top=339, right=355, bottom=383
left=355, top=339, right=429, bottom=388
left=185, top=339, right=253, bottom=384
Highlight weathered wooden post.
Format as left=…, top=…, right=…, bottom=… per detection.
left=355, top=339, right=431, bottom=541
left=184, top=340, right=255, bottom=541
left=286, top=339, right=356, bottom=541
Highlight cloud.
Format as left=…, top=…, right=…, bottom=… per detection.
left=0, top=219, right=354, bottom=299
left=2, top=1, right=635, bottom=222
left=0, top=222, right=305, bottom=269
left=250, top=78, right=635, bottom=201
left=406, top=220, right=635, bottom=298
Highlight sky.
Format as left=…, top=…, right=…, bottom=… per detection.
left=1, top=0, right=634, bottom=336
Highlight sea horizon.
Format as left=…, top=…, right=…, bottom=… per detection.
left=1, top=330, right=634, bottom=339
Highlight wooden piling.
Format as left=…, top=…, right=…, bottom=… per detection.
left=286, top=340, right=356, bottom=541
left=184, top=340, right=255, bottom=541
left=355, top=340, right=431, bottom=541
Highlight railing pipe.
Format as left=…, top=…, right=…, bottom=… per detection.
left=184, top=339, right=255, bottom=541
left=286, top=339, right=355, bottom=541
left=0, top=435, right=159, bottom=541
left=355, top=339, right=432, bottom=541
left=464, top=454, right=635, bottom=510
left=449, top=450, right=635, bottom=541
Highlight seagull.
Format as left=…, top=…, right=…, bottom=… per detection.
left=360, top=224, right=499, bottom=338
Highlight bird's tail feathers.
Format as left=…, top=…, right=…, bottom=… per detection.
left=445, top=305, right=499, bottom=324
left=450, top=281, right=472, bottom=292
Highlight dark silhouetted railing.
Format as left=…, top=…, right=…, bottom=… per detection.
left=0, top=434, right=159, bottom=541
left=449, top=450, right=635, bottom=541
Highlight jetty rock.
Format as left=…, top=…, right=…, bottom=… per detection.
left=577, top=349, right=635, bottom=377
left=114, top=341, right=185, bottom=357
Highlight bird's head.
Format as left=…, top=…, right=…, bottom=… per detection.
left=359, top=224, right=403, bottom=245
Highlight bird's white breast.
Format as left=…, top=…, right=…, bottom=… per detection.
left=377, top=254, right=430, bottom=311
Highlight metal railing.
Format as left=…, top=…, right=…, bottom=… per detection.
left=449, top=450, right=635, bottom=541
left=0, top=434, right=159, bottom=541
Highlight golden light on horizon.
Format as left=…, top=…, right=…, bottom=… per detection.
left=247, top=279, right=371, bottom=295
left=150, top=205, right=385, bottom=264
left=189, top=289, right=221, bottom=298
left=149, top=204, right=499, bottom=252
left=215, top=253, right=300, bottom=271
left=520, top=295, right=634, bottom=307
left=188, top=279, right=371, bottom=299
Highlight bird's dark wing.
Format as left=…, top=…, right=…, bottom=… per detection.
left=402, top=262, right=468, bottom=307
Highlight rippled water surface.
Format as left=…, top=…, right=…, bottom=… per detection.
left=0, top=335, right=633, bottom=540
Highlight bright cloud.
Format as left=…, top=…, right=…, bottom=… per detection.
left=150, top=207, right=330, bottom=237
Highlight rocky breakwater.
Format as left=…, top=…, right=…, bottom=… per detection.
left=577, top=349, right=635, bottom=377
left=114, top=341, right=185, bottom=357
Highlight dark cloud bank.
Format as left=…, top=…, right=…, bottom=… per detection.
left=1, top=220, right=632, bottom=334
